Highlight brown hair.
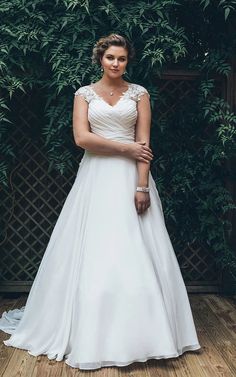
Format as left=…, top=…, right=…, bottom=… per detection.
left=92, top=33, right=135, bottom=65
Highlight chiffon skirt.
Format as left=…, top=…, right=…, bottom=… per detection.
left=0, top=150, right=201, bottom=369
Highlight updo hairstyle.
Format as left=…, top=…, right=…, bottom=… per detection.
left=92, top=34, right=135, bottom=65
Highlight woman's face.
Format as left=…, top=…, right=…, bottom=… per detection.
left=100, top=45, right=128, bottom=78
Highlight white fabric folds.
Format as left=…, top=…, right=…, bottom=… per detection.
left=0, top=83, right=201, bottom=369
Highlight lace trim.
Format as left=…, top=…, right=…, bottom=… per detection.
left=127, top=83, right=150, bottom=102
left=74, top=83, right=150, bottom=103
left=74, top=86, right=96, bottom=103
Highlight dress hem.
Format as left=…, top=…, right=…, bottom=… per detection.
left=63, top=344, right=202, bottom=370
left=3, top=339, right=201, bottom=370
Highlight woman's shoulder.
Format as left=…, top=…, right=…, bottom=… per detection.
left=129, top=83, right=150, bottom=100
left=74, top=85, right=93, bottom=103
left=74, top=85, right=91, bottom=95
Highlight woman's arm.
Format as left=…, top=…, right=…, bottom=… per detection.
left=134, top=92, right=152, bottom=215
left=72, top=94, right=153, bottom=163
left=135, top=92, right=152, bottom=186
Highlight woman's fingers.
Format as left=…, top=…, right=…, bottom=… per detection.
left=142, top=152, right=153, bottom=160
left=137, top=202, right=149, bottom=214
left=142, top=148, right=153, bottom=158
left=135, top=195, right=151, bottom=215
left=143, top=146, right=153, bottom=153
left=143, top=151, right=153, bottom=158
left=138, top=157, right=149, bottom=163
left=137, top=142, right=153, bottom=153
left=139, top=153, right=153, bottom=162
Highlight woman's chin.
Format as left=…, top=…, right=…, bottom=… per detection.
left=106, top=72, right=123, bottom=79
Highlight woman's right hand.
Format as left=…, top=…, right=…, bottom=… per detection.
left=127, top=141, right=153, bottom=163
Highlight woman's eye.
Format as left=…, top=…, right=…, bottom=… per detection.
left=106, top=56, right=126, bottom=61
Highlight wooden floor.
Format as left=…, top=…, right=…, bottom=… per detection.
left=0, top=293, right=235, bottom=377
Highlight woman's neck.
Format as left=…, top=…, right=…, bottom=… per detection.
left=99, top=74, right=126, bottom=88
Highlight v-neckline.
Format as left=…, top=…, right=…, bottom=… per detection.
left=89, top=83, right=131, bottom=108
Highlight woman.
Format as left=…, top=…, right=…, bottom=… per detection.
left=0, top=34, right=201, bottom=370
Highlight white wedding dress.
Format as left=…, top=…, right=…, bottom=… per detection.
left=0, top=83, right=201, bottom=370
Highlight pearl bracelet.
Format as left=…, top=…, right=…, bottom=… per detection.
left=136, top=186, right=150, bottom=193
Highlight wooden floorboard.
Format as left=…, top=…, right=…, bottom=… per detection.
left=0, top=294, right=235, bottom=377
left=0, top=295, right=27, bottom=376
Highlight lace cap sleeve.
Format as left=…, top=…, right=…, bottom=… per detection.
left=137, top=85, right=150, bottom=101
left=130, top=84, right=150, bottom=102
left=74, top=86, right=93, bottom=103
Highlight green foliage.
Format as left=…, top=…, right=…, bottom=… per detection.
left=200, top=0, right=236, bottom=20
left=200, top=50, right=232, bottom=76
left=0, top=0, right=190, bottom=178
left=0, top=0, right=236, bottom=283
left=151, top=79, right=236, bottom=280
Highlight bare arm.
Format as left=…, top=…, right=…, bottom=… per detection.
left=135, top=93, right=152, bottom=186
left=72, top=94, right=153, bottom=162
left=134, top=92, right=152, bottom=215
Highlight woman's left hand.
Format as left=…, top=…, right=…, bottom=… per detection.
left=134, top=192, right=151, bottom=215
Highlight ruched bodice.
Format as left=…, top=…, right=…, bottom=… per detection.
left=74, top=83, right=149, bottom=143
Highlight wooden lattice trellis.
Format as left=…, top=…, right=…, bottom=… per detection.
left=153, top=70, right=227, bottom=293
left=0, top=70, right=227, bottom=293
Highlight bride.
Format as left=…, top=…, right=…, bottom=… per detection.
left=0, top=33, right=201, bottom=370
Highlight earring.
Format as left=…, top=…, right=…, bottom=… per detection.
left=101, top=67, right=104, bottom=72
left=123, top=70, right=127, bottom=75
